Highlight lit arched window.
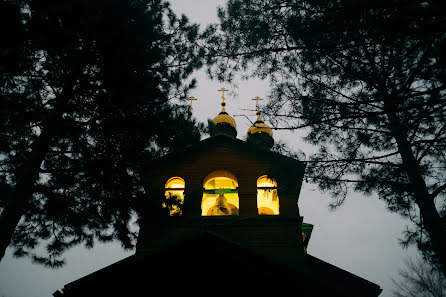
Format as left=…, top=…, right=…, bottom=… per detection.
left=202, top=171, right=239, bottom=216
left=164, top=177, right=185, bottom=216
left=257, top=175, right=279, bottom=215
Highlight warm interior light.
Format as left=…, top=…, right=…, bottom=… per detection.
left=164, top=177, right=185, bottom=216
left=257, top=175, right=279, bottom=215
left=302, top=232, right=307, bottom=253
left=202, top=172, right=239, bottom=216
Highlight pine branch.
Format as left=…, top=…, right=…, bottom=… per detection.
left=417, top=122, right=446, bottom=162
left=307, top=151, right=400, bottom=164
left=430, top=183, right=446, bottom=200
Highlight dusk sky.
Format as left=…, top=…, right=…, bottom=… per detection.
left=0, top=1, right=420, bottom=296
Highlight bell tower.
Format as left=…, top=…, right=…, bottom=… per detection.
left=136, top=90, right=307, bottom=269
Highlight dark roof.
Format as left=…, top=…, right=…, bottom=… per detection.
left=145, top=134, right=304, bottom=175
left=305, top=254, right=382, bottom=297
left=54, top=231, right=381, bottom=297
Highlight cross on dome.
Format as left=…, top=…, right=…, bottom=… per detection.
left=218, top=87, right=229, bottom=104
left=252, top=96, right=263, bottom=112
left=247, top=94, right=274, bottom=149
left=211, top=87, right=237, bottom=137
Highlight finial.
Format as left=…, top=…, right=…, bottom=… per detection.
left=252, top=96, right=263, bottom=111
left=188, top=96, right=198, bottom=120
left=218, top=88, right=229, bottom=112
left=251, top=96, right=263, bottom=111
left=252, top=96, right=263, bottom=119
left=218, top=88, right=229, bottom=105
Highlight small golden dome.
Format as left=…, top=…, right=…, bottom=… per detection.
left=213, top=104, right=237, bottom=129
left=247, top=113, right=273, bottom=137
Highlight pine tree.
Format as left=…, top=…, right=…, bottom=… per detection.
left=0, top=0, right=204, bottom=266
left=204, top=0, right=446, bottom=276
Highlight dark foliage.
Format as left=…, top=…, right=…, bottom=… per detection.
left=0, top=0, right=204, bottom=266
left=392, top=257, right=446, bottom=297
left=204, top=0, right=446, bottom=276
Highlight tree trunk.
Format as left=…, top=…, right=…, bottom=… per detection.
left=0, top=83, right=73, bottom=261
left=0, top=121, right=55, bottom=261
left=384, top=99, right=446, bottom=278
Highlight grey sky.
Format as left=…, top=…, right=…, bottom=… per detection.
left=0, top=1, right=419, bottom=297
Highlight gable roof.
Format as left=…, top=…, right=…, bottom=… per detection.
left=55, top=231, right=381, bottom=297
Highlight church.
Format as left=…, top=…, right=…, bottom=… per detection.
left=53, top=90, right=382, bottom=297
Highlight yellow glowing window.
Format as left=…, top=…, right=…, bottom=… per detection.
left=201, top=171, right=239, bottom=216
left=164, top=177, right=185, bottom=216
left=257, top=175, right=279, bottom=215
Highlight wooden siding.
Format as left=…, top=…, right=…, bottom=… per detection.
left=139, top=138, right=306, bottom=265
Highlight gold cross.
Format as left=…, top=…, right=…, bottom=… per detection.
left=188, top=96, right=198, bottom=119
left=218, top=88, right=229, bottom=104
left=189, top=96, right=197, bottom=109
left=252, top=96, right=263, bottom=111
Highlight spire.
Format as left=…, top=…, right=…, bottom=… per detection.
left=211, top=88, right=237, bottom=137
left=247, top=96, right=274, bottom=149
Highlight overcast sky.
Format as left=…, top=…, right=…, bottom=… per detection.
left=0, top=1, right=420, bottom=297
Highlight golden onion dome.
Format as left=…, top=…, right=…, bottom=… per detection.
left=247, top=112, right=273, bottom=137
left=213, top=103, right=237, bottom=129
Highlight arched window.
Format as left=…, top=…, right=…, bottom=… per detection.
left=164, top=177, right=185, bottom=216
left=202, top=171, right=239, bottom=216
left=257, top=175, right=279, bottom=215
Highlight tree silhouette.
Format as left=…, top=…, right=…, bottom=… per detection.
left=392, top=257, right=446, bottom=297
left=204, top=0, right=446, bottom=276
left=0, top=0, right=203, bottom=266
